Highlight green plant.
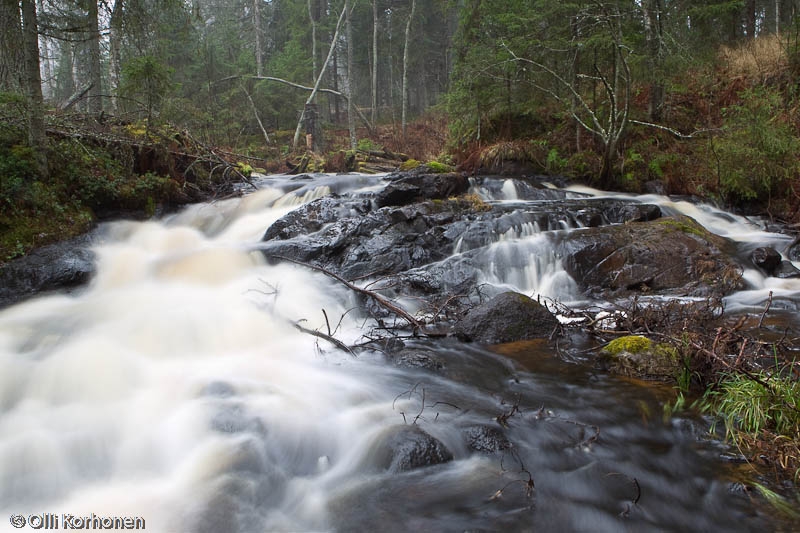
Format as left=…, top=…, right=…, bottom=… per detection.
left=702, top=372, right=800, bottom=442
left=357, top=138, right=382, bottom=152
left=712, top=87, right=799, bottom=203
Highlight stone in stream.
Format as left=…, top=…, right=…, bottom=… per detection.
left=598, top=335, right=681, bottom=381
left=463, top=425, right=511, bottom=454
left=453, top=291, right=558, bottom=344
left=556, top=215, right=744, bottom=298
left=773, top=260, right=800, bottom=279
left=372, top=425, right=454, bottom=473
left=750, top=246, right=782, bottom=275
left=374, top=171, right=469, bottom=208
left=0, top=234, right=95, bottom=309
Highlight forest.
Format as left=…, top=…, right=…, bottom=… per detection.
left=1, top=0, right=800, bottom=259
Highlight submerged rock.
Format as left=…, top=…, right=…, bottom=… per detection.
left=599, top=335, right=680, bottom=381
left=751, top=247, right=782, bottom=275
left=463, top=425, right=511, bottom=454
left=373, top=425, right=453, bottom=473
left=774, top=260, right=800, bottom=279
left=453, top=291, right=558, bottom=344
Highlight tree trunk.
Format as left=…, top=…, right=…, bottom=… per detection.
left=307, top=0, right=317, bottom=82
left=255, top=0, right=263, bottom=76
left=0, top=0, right=24, bottom=92
left=293, top=6, right=346, bottom=149
left=87, top=0, right=102, bottom=114
left=20, top=0, right=47, bottom=175
left=642, top=0, right=665, bottom=122
left=36, top=0, right=52, bottom=99
left=746, top=0, right=756, bottom=38
left=402, top=0, right=415, bottom=139
left=109, top=0, right=123, bottom=110
left=346, top=0, right=356, bottom=149
left=372, top=0, right=378, bottom=125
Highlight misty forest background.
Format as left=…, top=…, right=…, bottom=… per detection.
left=3, top=0, right=800, bottom=260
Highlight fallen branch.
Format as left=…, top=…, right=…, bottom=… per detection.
left=294, top=321, right=356, bottom=357
left=265, top=255, right=422, bottom=330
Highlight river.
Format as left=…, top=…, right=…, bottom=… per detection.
left=0, top=173, right=798, bottom=532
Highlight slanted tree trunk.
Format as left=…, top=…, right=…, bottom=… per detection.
left=401, top=0, right=415, bottom=139
left=346, top=0, right=357, bottom=149
left=293, top=6, right=346, bottom=149
left=21, top=0, right=47, bottom=175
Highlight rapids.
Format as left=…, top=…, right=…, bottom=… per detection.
left=0, top=173, right=797, bottom=532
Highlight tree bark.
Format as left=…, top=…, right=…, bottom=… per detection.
left=293, top=6, right=347, bottom=149
left=255, top=0, right=263, bottom=76
left=0, top=0, right=23, bottom=92
left=21, top=0, right=47, bottom=175
left=402, top=0, right=416, bottom=139
left=642, top=0, right=665, bottom=122
left=307, top=0, right=317, bottom=82
left=746, top=0, right=756, bottom=38
left=346, top=0, right=357, bottom=149
left=87, top=0, right=102, bottom=114
left=109, top=0, right=123, bottom=110
left=372, top=0, right=379, bottom=125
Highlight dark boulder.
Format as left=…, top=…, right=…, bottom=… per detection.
left=557, top=216, right=743, bottom=298
left=0, top=235, right=95, bottom=309
left=453, top=291, right=558, bottom=344
left=463, top=425, right=511, bottom=454
left=372, top=425, right=453, bottom=473
left=751, top=247, right=782, bottom=275
left=774, top=260, right=800, bottom=279
left=786, top=238, right=800, bottom=262
left=375, top=173, right=469, bottom=207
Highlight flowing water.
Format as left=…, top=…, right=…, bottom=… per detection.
left=1, top=174, right=798, bottom=532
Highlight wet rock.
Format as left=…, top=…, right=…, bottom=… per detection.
left=605, top=203, right=662, bottom=223
left=558, top=216, right=743, bottom=298
left=453, top=291, right=558, bottom=344
left=390, top=349, right=445, bottom=371
left=374, top=425, right=453, bottom=473
left=786, top=238, right=800, bottom=262
left=751, top=247, right=782, bottom=274
left=0, top=235, right=95, bottom=309
left=375, top=172, right=469, bottom=208
left=774, top=260, right=800, bottom=279
left=463, top=425, right=511, bottom=454
left=262, top=198, right=478, bottom=280
left=599, top=335, right=680, bottom=381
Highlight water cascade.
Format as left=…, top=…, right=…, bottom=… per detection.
left=0, top=173, right=795, bottom=532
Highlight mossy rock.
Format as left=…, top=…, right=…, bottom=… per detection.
left=400, top=159, right=421, bottom=171
left=600, top=335, right=680, bottom=381
left=426, top=161, right=453, bottom=174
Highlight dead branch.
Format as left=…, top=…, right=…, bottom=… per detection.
left=264, top=255, right=422, bottom=330
left=294, top=320, right=356, bottom=357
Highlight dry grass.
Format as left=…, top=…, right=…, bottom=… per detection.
left=719, top=34, right=788, bottom=81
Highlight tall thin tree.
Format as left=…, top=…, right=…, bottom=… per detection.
left=401, top=0, right=416, bottom=139
left=346, top=0, right=356, bottom=149
left=21, top=0, right=47, bottom=175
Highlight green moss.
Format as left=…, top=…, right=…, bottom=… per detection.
left=603, top=335, right=653, bottom=355
left=426, top=161, right=453, bottom=173
left=400, top=159, right=421, bottom=171
left=658, top=217, right=707, bottom=238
